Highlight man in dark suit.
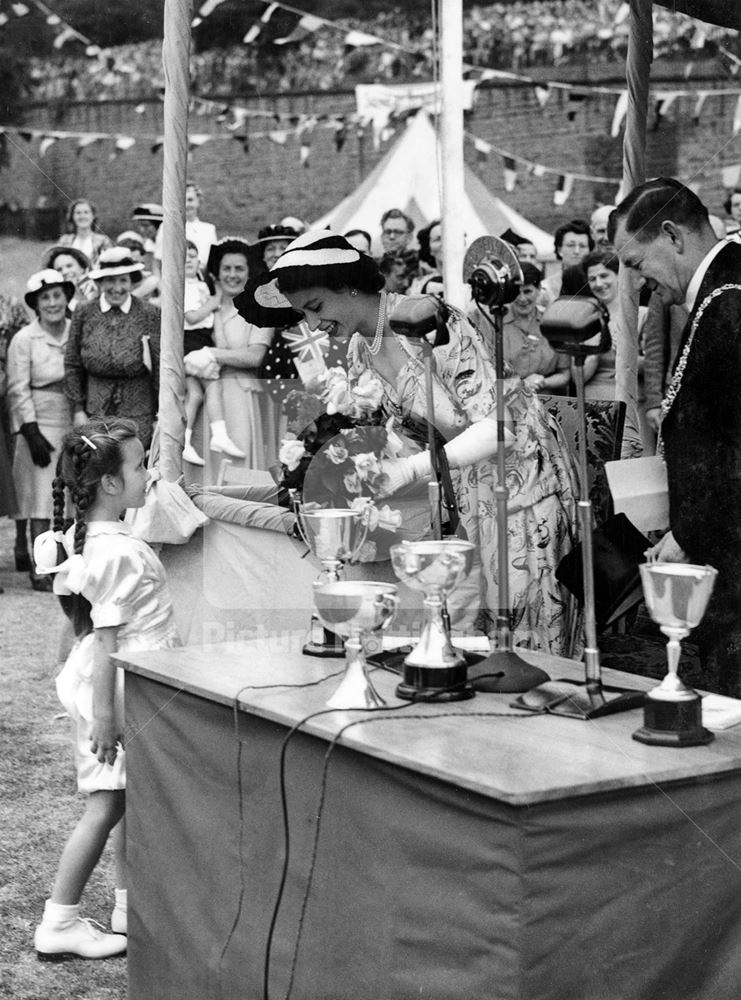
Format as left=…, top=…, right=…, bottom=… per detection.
left=610, top=177, right=741, bottom=696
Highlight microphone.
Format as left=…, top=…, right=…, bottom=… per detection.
left=388, top=295, right=450, bottom=346
left=540, top=297, right=610, bottom=354
left=463, top=235, right=522, bottom=308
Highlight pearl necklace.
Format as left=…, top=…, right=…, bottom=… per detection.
left=367, top=290, right=387, bottom=355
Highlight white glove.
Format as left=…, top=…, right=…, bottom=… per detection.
left=444, top=416, right=512, bottom=468
left=185, top=346, right=220, bottom=380
left=379, top=451, right=432, bottom=496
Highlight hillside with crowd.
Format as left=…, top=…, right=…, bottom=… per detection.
left=24, top=0, right=738, bottom=103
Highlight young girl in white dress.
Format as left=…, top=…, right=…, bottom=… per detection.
left=32, top=417, right=180, bottom=960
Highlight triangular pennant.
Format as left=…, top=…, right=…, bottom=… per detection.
left=233, top=134, right=250, bottom=154
left=532, top=164, right=546, bottom=178
left=722, top=164, right=741, bottom=189
left=243, top=22, right=262, bottom=44
left=534, top=86, right=551, bottom=108
left=268, top=130, right=288, bottom=145
left=553, top=174, right=575, bottom=206
left=334, top=124, right=347, bottom=153
left=53, top=25, right=83, bottom=48
left=77, top=135, right=100, bottom=149
left=46, top=13, right=61, bottom=25
left=693, top=92, right=709, bottom=123
left=300, top=143, right=311, bottom=167
left=227, top=107, right=250, bottom=131
left=275, top=14, right=322, bottom=46
left=566, top=92, right=587, bottom=122
left=188, top=134, right=211, bottom=150
left=191, top=16, right=202, bottom=27
left=11, top=3, right=29, bottom=16
left=115, top=136, right=136, bottom=151
left=19, top=131, right=34, bottom=142
left=135, top=104, right=147, bottom=115
left=86, top=45, right=101, bottom=57
left=0, top=14, right=7, bottom=26
left=502, top=156, right=517, bottom=192
left=344, top=29, right=382, bottom=47
left=38, top=136, right=57, bottom=158
left=655, top=92, right=680, bottom=120
left=151, top=138, right=164, bottom=154
left=734, top=95, right=741, bottom=136
left=197, top=0, right=229, bottom=17
left=473, top=136, right=491, bottom=163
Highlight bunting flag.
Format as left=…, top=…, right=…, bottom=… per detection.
left=722, top=164, right=741, bottom=188
left=299, top=142, right=311, bottom=167
left=693, top=92, right=709, bottom=123
left=243, top=2, right=279, bottom=44
left=275, top=13, right=322, bottom=46
left=38, top=136, right=56, bottom=157
left=344, top=29, right=383, bottom=47
left=566, top=92, right=587, bottom=122
left=735, top=95, right=741, bottom=136
left=655, top=92, right=680, bottom=119
left=473, top=136, right=491, bottom=163
left=502, top=156, right=517, bottom=193
left=233, top=134, right=250, bottom=154
left=534, top=86, right=551, bottom=109
left=553, top=174, right=575, bottom=206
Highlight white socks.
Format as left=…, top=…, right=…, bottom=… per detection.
left=41, top=900, right=79, bottom=927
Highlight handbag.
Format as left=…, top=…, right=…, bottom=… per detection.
left=555, top=513, right=650, bottom=629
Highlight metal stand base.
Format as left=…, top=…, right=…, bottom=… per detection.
left=396, top=661, right=474, bottom=702
left=468, top=649, right=550, bottom=693
left=511, top=679, right=645, bottom=718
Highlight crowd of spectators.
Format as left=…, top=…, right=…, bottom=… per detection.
left=25, top=1, right=737, bottom=104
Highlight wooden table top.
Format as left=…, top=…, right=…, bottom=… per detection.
left=116, top=636, right=741, bottom=806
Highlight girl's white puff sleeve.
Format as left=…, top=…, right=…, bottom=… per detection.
left=81, top=542, right=144, bottom=629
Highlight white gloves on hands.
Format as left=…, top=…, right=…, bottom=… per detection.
left=184, top=346, right=220, bottom=380
left=379, top=451, right=432, bottom=497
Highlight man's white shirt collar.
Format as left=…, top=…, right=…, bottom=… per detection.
left=685, top=239, right=726, bottom=313
left=100, top=294, right=133, bottom=314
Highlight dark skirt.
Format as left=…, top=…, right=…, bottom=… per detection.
left=184, top=327, right=215, bottom=356
left=0, top=425, right=18, bottom=517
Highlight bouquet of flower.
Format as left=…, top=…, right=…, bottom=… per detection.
left=277, top=367, right=426, bottom=560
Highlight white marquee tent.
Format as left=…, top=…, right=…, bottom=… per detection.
left=312, top=110, right=555, bottom=260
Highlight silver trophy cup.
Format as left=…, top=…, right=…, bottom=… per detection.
left=634, top=562, right=718, bottom=746
left=291, top=498, right=369, bottom=656
left=313, top=581, right=399, bottom=709
left=390, top=539, right=476, bottom=701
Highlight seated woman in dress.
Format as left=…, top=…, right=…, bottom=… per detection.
left=7, top=269, right=75, bottom=590
left=235, top=230, right=579, bottom=655
left=64, top=247, right=161, bottom=450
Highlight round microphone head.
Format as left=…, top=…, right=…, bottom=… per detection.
left=462, top=235, right=523, bottom=285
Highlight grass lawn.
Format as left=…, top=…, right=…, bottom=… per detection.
left=1, top=237, right=127, bottom=997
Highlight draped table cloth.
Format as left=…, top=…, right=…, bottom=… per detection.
left=118, top=641, right=741, bottom=1000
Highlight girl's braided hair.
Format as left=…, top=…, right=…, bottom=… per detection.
left=52, top=417, right=139, bottom=637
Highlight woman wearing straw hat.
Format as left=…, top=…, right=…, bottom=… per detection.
left=236, top=230, right=579, bottom=654
left=7, top=269, right=75, bottom=589
left=64, top=247, right=161, bottom=450
left=42, top=245, right=98, bottom=312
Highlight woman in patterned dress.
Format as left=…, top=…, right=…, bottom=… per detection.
left=64, top=247, right=161, bottom=451
left=236, top=230, right=579, bottom=655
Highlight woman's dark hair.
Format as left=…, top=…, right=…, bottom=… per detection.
left=582, top=249, right=619, bottom=275
left=276, top=254, right=385, bottom=296
left=416, top=219, right=441, bottom=268
left=519, top=262, right=543, bottom=287
left=51, top=417, right=139, bottom=637
left=64, top=198, right=101, bottom=234
left=723, top=186, right=741, bottom=216
left=343, top=228, right=371, bottom=249
left=553, top=218, right=594, bottom=259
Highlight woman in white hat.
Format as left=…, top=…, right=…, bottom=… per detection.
left=7, top=269, right=75, bottom=589
left=64, top=247, right=161, bottom=450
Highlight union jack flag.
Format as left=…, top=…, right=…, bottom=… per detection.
left=283, top=323, right=329, bottom=364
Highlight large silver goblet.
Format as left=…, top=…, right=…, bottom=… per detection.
left=390, top=539, right=476, bottom=701
left=291, top=494, right=369, bottom=656
left=313, top=581, right=399, bottom=709
left=634, top=562, right=718, bottom=747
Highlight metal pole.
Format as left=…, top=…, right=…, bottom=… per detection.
left=439, top=0, right=466, bottom=309
left=158, top=0, right=191, bottom=481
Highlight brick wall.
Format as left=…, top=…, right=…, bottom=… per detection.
left=2, top=69, right=739, bottom=246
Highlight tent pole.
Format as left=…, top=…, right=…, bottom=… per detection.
left=616, top=0, right=653, bottom=456
left=158, top=0, right=191, bottom=482
left=439, top=0, right=466, bottom=309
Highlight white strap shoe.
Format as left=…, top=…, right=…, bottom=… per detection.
left=34, top=917, right=127, bottom=961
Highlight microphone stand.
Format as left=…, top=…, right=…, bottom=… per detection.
left=511, top=341, right=645, bottom=718
left=466, top=303, right=549, bottom=693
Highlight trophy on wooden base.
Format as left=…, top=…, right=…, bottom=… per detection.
left=633, top=562, right=718, bottom=747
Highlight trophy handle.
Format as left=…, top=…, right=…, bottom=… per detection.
left=346, top=501, right=371, bottom=563
left=289, top=490, right=312, bottom=549
left=376, top=590, right=399, bottom=627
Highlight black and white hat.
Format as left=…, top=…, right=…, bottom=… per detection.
left=88, top=247, right=144, bottom=283
left=234, top=229, right=364, bottom=327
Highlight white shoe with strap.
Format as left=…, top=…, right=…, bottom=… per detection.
left=34, top=916, right=127, bottom=961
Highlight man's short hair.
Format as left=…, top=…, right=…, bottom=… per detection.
left=608, top=177, right=710, bottom=244
left=380, top=208, right=414, bottom=233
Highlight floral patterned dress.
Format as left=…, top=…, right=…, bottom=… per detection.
left=347, top=295, right=579, bottom=655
